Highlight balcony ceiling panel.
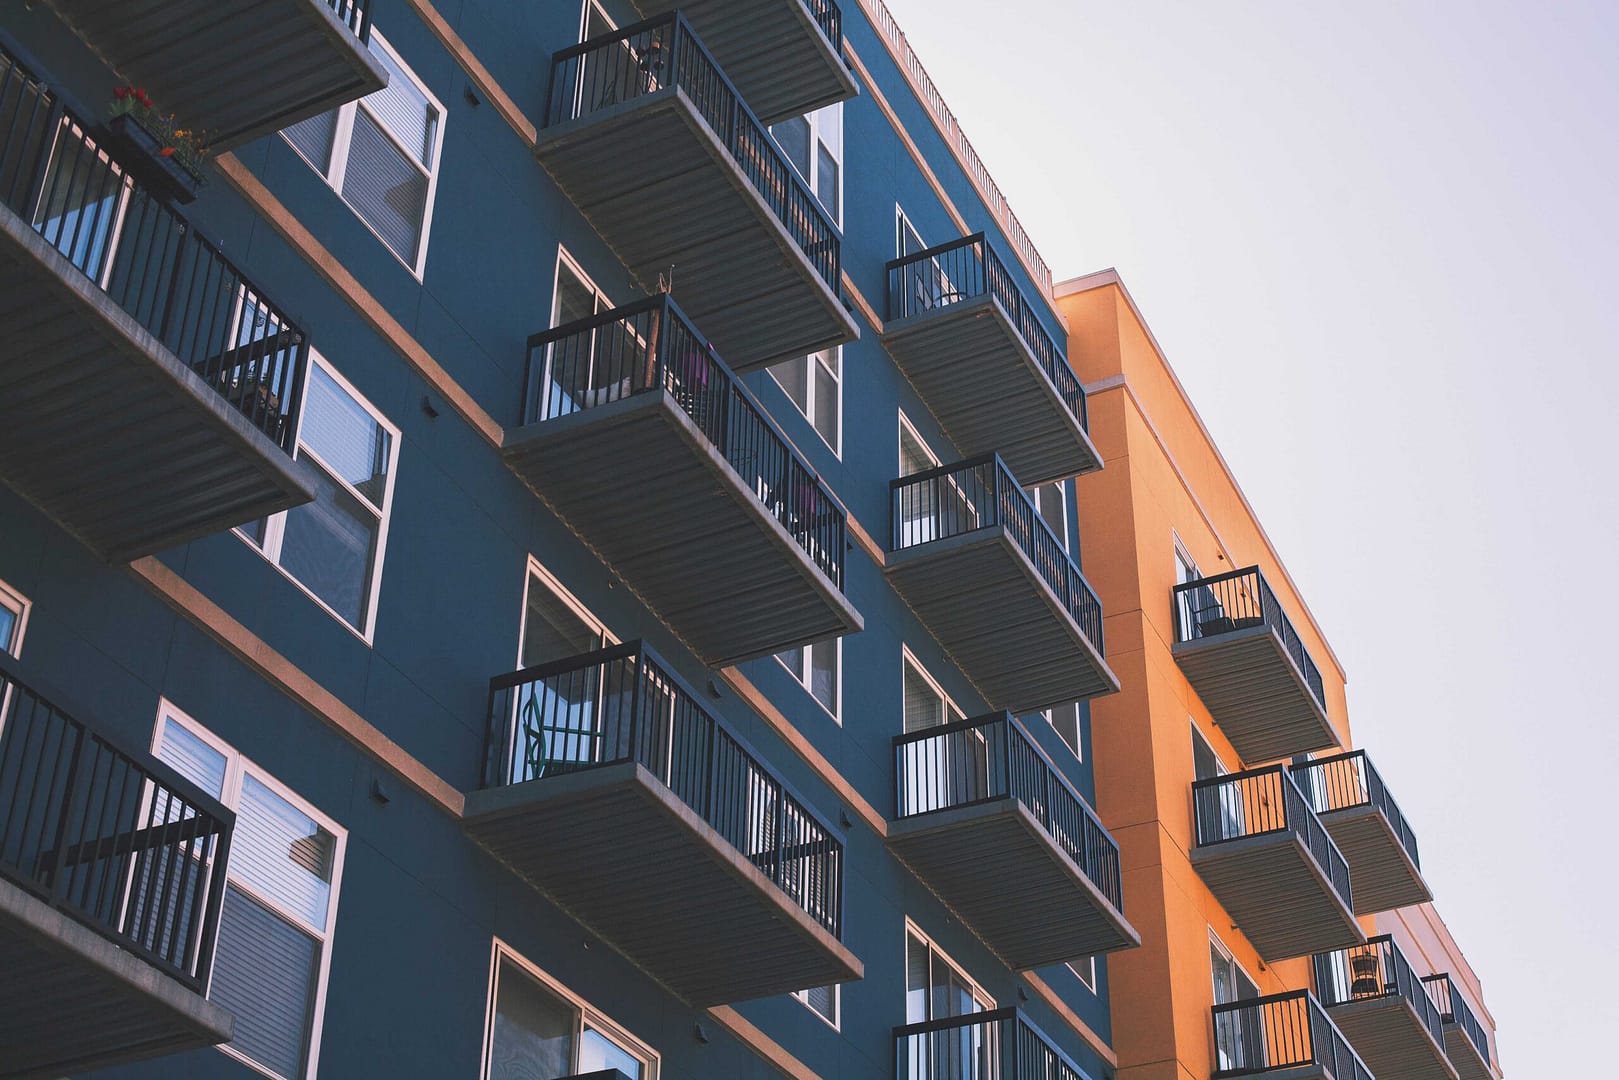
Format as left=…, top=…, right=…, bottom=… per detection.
left=1319, top=805, right=1433, bottom=915
left=1191, top=833, right=1364, bottom=962
left=1173, top=627, right=1338, bottom=762
left=1442, top=1027, right=1495, bottom=1080
left=1330, top=999, right=1458, bottom=1080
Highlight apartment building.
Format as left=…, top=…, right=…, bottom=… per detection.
left=1056, top=271, right=1504, bottom=1080
left=0, top=1, right=1135, bottom=1078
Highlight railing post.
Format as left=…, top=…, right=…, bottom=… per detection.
left=772, top=777, right=786, bottom=887
left=194, top=818, right=232, bottom=984
left=628, top=651, right=644, bottom=768
left=155, top=221, right=189, bottom=347
left=704, top=712, right=719, bottom=820
left=42, top=720, right=85, bottom=901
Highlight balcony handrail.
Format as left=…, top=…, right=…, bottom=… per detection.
left=884, top=232, right=1087, bottom=432
left=1422, top=973, right=1492, bottom=1066
left=892, top=711, right=1123, bottom=912
left=0, top=649, right=234, bottom=992
left=801, top=0, right=843, bottom=52
left=1172, top=564, right=1326, bottom=712
left=1192, top=764, right=1352, bottom=912
left=1210, top=990, right=1373, bottom=1080
left=521, top=293, right=848, bottom=588
left=1314, top=934, right=1444, bottom=1049
left=327, top=0, right=375, bottom=41
left=0, top=46, right=309, bottom=452
left=889, top=452, right=1106, bottom=651
left=1291, top=749, right=1421, bottom=871
left=480, top=640, right=845, bottom=936
left=893, top=1007, right=1086, bottom=1080
left=542, top=12, right=841, bottom=289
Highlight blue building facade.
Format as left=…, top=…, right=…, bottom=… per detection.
left=0, top=0, right=1131, bottom=1077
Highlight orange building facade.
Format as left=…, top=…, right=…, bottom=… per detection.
left=1057, top=269, right=1503, bottom=1080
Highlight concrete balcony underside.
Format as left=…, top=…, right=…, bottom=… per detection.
left=882, top=295, right=1101, bottom=487
left=1173, top=624, right=1337, bottom=763
left=1319, top=804, right=1432, bottom=915
left=888, top=800, right=1139, bottom=970
left=0, top=204, right=316, bottom=562
left=629, top=0, right=855, bottom=124
left=503, top=390, right=861, bottom=667
left=535, top=89, right=859, bottom=371
left=0, top=877, right=233, bottom=1078
left=45, top=0, right=390, bottom=150
left=1191, top=832, right=1364, bottom=962
left=464, top=761, right=862, bottom=1007
left=1441, top=1026, right=1494, bottom=1080
left=1329, top=998, right=1458, bottom=1080
left=886, top=529, right=1118, bottom=714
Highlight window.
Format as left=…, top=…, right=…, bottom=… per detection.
left=1068, top=957, right=1097, bottom=992
left=241, top=355, right=399, bottom=641
left=1044, top=703, right=1082, bottom=761
left=1209, top=931, right=1259, bottom=1072
left=777, top=638, right=840, bottom=721
left=153, top=706, right=345, bottom=1080
left=902, top=651, right=963, bottom=734
left=1191, top=723, right=1228, bottom=782
left=0, top=578, right=28, bottom=657
left=793, top=984, right=839, bottom=1028
left=1174, top=538, right=1203, bottom=637
left=898, top=413, right=970, bottom=547
left=772, top=103, right=842, bottom=224
left=905, top=924, right=991, bottom=1024
left=484, top=942, right=656, bottom=1080
left=519, top=559, right=613, bottom=669
left=1027, top=482, right=1068, bottom=551
left=283, top=31, right=445, bottom=276
left=897, top=207, right=926, bottom=259
left=769, top=347, right=841, bottom=454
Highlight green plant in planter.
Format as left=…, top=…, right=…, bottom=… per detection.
left=108, top=86, right=210, bottom=182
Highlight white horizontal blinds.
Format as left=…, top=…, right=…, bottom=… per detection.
left=156, top=721, right=229, bottom=800
left=285, top=108, right=339, bottom=172
left=213, top=886, right=322, bottom=1079
left=773, top=355, right=811, bottom=414
left=799, top=984, right=837, bottom=1024
left=902, top=658, right=960, bottom=733
left=365, top=43, right=438, bottom=167
left=814, top=104, right=841, bottom=222
left=342, top=40, right=438, bottom=265
left=233, top=776, right=336, bottom=930
left=301, top=365, right=392, bottom=506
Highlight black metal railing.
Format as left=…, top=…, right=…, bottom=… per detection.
left=803, top=0, right=843, bottom=53
left=894, top=712, right=1122, bottom=913
left=1192, top=765, right=1352, bottom=910
left=523, top=294, right=847, bottom=588
left=1291, top=750, right=1420, bottom=870
left=0, top=650, right=233, bottom=992
left=885, top=233, right=1086, bottom=432
left=542, top=12, right=841, bottom=288
left=1423, top=973, right=1492, bottom=1066
left=1315, top=935, right=1444, bottom=1048
left=1211, top=991, right=1372, bottom=1080
left=0, top=47, right=308, bottom=450
left=328, top=0, right=375, bottom=42
left=481, top=641, right=844, bottom=936
left=895, top=1008, right=1084, bottom=1080
left=890, top=453, right=1105, bottom=651
left=1172, top=566, right=1325, bottom=711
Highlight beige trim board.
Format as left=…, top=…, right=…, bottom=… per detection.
left=1020, top=971, right=1119, bottom=1069
left=402, top=0, right=537, bottom=145
left=129, top=557, right=465, bottom=816
left=842, top=270, right=884, bottom=336
left=706, top=1005, right=821, bottom=1080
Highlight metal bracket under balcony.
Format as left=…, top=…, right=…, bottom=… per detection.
left=888, top=713, right=1138, bottom=969
left=1172, top=566, right=1337, bottom=762
left=0, top=60, right=316, bottom=560
left=895, top=1008, right=1087, bottom=1080
left=883, top=235, right=1101, bottom=486
left=536, top=14, right=858, bottom=371
left=628, top=0, right=855, bottom=124
left=464, top=643, right=862, bottom=1006
left=1211, top=991, right=1373, bottom=1080
left=0, top=652, right=236, bottom=1076
left=44, top=0, right=390, bottom=150
left=1292, top=752, right=1430, bottom=915
left=1191, top=767, right=1363, bottom=962
left=886, top=455, right=1118, bottom=713
left=505, top=297, right=862, bottom=667
left=1421, top=975, right=1495, bottom=1080
left=1314, top=937, right=1458, bottom=1080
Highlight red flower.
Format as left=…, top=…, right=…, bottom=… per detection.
left=158, top=146, right=176, bottom=157
left=113, top=86, right=129, bottom=99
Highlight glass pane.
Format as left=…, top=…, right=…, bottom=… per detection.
left=233, top=775, right=336, bottom=931
left=1048, top=704, right=1082, bottom=760
left=279, top=463, right=380, bottom=630
left=286, top=109, right=339, bottom=172
left=301, top=364, right=391, bottom=507
left=1033, top=483, right=1067, bottom=549
left=554, top=263, right=597, bottom=326
left=521, top=577, right=602, bottom=668
left=905, top=931, right=929, bottom=1023
left=489, top=958, right=575, bottom=1080
left=802, top=984, right=836, bottom=1024
left=1191, top=727, right=1221, bottom=781
left=771, top=355, right=810, bottom=417
left=809, top=641, right=837, bottom=715
left=812, top=352, right=838, bottom=447
left=899, top=214, right=925, bottom=257
left=815, top=143, right=839, bottom=221
left=580, top=1026, right=641, bottom=1077
left=213, top=885, right=320, bottom=1080
left=0, top=604, right=15, bottom=656
left=1210, top=941, right=1235, bottom=1004
left=34, top=123, right=126, bottom=280
left=341, top=108, right=428, bottom=265
left=776, top=645, right=805, bottom=681
left=155, top=720, right=229, bottom=801
left=773, top=115, right=811, bottom=180
left=365, top=42, right=438, bottom=166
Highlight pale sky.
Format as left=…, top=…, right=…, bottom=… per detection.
left=882, top=0, right=1617, bottom=1070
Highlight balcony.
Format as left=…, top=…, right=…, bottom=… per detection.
left=1421, top=975, right=1496, bottom=1080
left=45, top=0, right=389, bottom=150
left=895, top=1008, right=1086, bottom=1080
left=1172, top=566, right=1337, bottom=762
left=1190, top=766, right=1363, bottom=962
left=886, top=455, right=1118, bottom=713
left=1291, top=752, right=1430, bottom=915
left=0, top=651, right=235, bottom=1074
left=0, top=51, right=316, bottom=561
left=504, top=296, right=861, bottom=667
left=536, top=14, right=859, bottom=371
left=884, top=234, right=1100, bottom=486
left=626, top=0, right=854, bottom=124
left=463, top=642, right=862, bottom=1006
left=1313, top=937, right=1456, bottom=1080
left=1211, top=991, right=1373, bottom=1080
left=888, top=713, right=1138, bottom=969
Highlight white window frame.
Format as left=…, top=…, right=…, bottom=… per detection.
left=897, top=411, right=939, bottom=475
left=905, top=919, right=993, bottom=1020
left=901, top=646, right=963, bottom=733
left=553, top=247, right=612, bottom=323
left=768, top=347, right=842, bottom=457
left=896, top=205, right=925, bottom=258
left=775, top=637, right=841, bottom=723
left=519, top=556, right=618, bottom=668
left=281, top=30, right=446, bottom=279
left=1028, top=481, right=1069, bottom=551
left=1208, top=928, right=1257, bottom=1002
left=236, top=351, right=401, bottom=645
left=481, top=938, right=659, bottom=1080
left=153, top=702, right=347, bottom=1080
left=1068, top=957, right=1097, bottom=992
left=792, top=984, right=841, bottom=1030
left=0, top=577, right=30, bottom=656
left=772, top=104, right=843, bottom=226
left=1043, top=702, right=1083, bottom=763
left=579, top=0, right=615, bottom=38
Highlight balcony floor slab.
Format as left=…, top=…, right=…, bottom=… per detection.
left=1319, top=804, right=1433, bottom=915
left=1441, top=1026, right=1495, bottom=1080
left=1330, top=996, right=1458, bottom=1080
left=1191, top=830, right=1364, bottom=963
left=1173, top=624, right=1337, bottom=762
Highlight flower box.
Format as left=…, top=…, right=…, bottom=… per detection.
left=100, top=112, right=205, bottom=205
